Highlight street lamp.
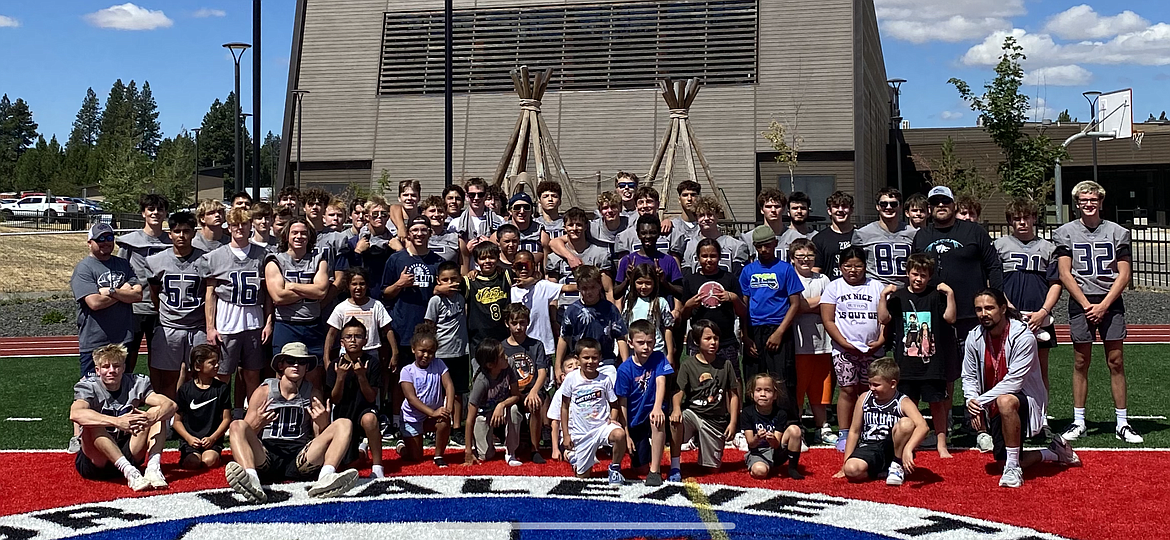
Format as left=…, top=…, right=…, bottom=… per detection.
left=291, top=89, right=311, bottom=190
left=888, top=78, right=907, bottom=194
left=1083, top=90, right=1102, bottom=183
left=192, top=127, right=202, bottom=206
left=223, top=42, right=251, bottom=194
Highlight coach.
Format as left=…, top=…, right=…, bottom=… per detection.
left=72, top=223, right=144, bottom=377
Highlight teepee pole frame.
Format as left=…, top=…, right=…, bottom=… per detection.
left=492, top=66, right=580, bottom=209
left=645, top=77, right=725, bottom=214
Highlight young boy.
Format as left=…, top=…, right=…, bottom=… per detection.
left=503, top=303, right=550, bottom=463
left=547, top=354, right=579, bottom=462
left=740, top=373, right=805, bottom=480
left=556, top=265, right=630, bottom=382
left=615, top=186, right=676, bottom=257
left=956, top=195, right=982, bottom=223
left=325, top=199, right=348, bottom=232
left=742, top=189, right=785, bottom=260
left=836, top=358, right=929, bottom=486
left=551, top=191, right=627, bottom=266
left=1055, top=181, right=1140, bottom=443
left=904, top=193, right=929, bottom=229
left=505, top=192, right=550, bottom=266
left=668, top=180, right=702, bottom=246
left=682, top=196, right=749, bottom=273
left=425, top=261, right=470, bottom=443
left=788, top=238, right=836, bottom=445
left=329, top=318, right=385, bottom=477
left=250, top=202, right=280, bottom=254
left=740, top=225, right=805, bottom=398
left=547, top=207, right=614, bottom=309
left=174, top=344, right=231, bottom=469
left=71, top=344, right=176, bottom=491
left=465, top=339, right=523, bottom=466
left=465, top=241, right=513, bottom=350
left=423, top=195, right=461, bottom=263
left=511, top=250, right=573, bottom=355
left=878, top=253, right=957, bottom=458
left=145, top=211, right=206, bottom=400
left=536, top=180, right=565, bottom=240
left=193, top=198, right=227, bottom=253
left=812, top=191, right=855, bottom=280
left=616, top=320, right=675, bottom=486
left=495, top=223, right=522, bottom=270
left=672, top=321, right=739, bottom=474
left=561, top=339, right=627, bottom=483
left=225, top=342, right=359, bottom=502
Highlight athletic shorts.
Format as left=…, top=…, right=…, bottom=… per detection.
left=898, top=379, right=948, bottom=404
left=832, top=350, right=875, bottom=387
left=989, top=391, right=1032, bottom=462
left=442, top=355, right=471, bottom=395
left=75, top=435, right=138, bottom=480
left=795, top=353, right=833, bottom=406
left=219, top=329, right=266, bottom=374
left=403, top=417, right=440, bottom=438
left=745, top=325, right=795, bottom=386
left=681, top=409, right=728, bottom=469
left=257, top=438, right=319, bottom=483
left=847, top=437, right=895, bottom=479
left=273, top=320, right=325, bottom=360
left=745, top=446, right=789, bottom=471
left=627, top=419, right=670, bottom=469
left=1069, top=296, right=1127, bottom=344
left=151, top=326, right=207, bottom=371
left=178, top=441, right=224, bottom=462
left=568, top=423, right=620, bottom=475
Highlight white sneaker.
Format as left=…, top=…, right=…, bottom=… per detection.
left=144, top=468, right=168, bottom=489
left=886, top=462, right=905, bottom=486
left=225, top=461, right=266, bottom=503
left=1062, top=422, right=1087, bottom=441
left=819, top=426, right=838, bottom=446
left=680, top=439, right=697, bottom=452
left=733, top=432, right=748, bottom=451
left=1116, top=425, right=1144, bottom=444
left=308, top=469, right=359, bottom=498
left=358, top=438, right=369, bottom=454
left=999, top=466, right=1024, bottom=488
left=505, top=454, right=523, bottom=467
left=67, top=435, right=81, bottom=454
left=976, top=433, right=995, bottom=453
left=800, top=440, right=809, bottom=453
left=128, top=474, right=152, bottom=492
left=1048, top=434, right=1081, bottom=465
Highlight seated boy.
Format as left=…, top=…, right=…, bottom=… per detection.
left=836, top=358, right=929, bottom=486
left=70, top=344, right=176, bottom=491
left=616, top=320, right=675, bottom=486
left=561, top=339, right=627, bottom=483
left=174, top=344, right=232, bottom=469
left=225, top=342, right=359, bottom=502
left=329, top=318, right=385, bottom=477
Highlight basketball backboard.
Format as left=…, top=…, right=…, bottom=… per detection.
left=1096, top=88, right=1132, bottom=140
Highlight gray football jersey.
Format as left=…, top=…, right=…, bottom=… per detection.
left=259, top=378, right=314, bottom=443
left=428, top=230, right=460, bottom=262
left=588, top=216, right=629, bottom=250
left=535, top=215, right=564, bottom=239
left=994, top=235, right=1056, bottom=275
left=681, top=231, right=749, bottom=273
left=266, top=251, right=327, bottom=322
left=547, top=243, right=612, bottom=307
left=515, top=221, right=545, bottom=255
left=74, top=373, right=153, bottom=440
left=851, top=221, right=918, bottom=285
left=776, top=227, right=818, bottom=262
left=146, top=248, right=207, bottom=329
left=201, top=244, right=266, bottom=307
left=452, top=208, right=505, bottom=240
left=116, top=230, right=172, bottom=315
left=314, top=230, right=348, bottom=273
left=667, top=218, right=698, bottom=255
left=1053, top=219, right=1131, bottom=296
left=191, top=232, right=227, bottom=254
left=615, top=223, right=675, bottom=256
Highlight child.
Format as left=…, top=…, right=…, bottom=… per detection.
left=70, top=344, right=176, bottom=491
left=956, top=195, right=982, bottom=223
left=878, top=253, right=956, bottom=458
left=422, top=195, right=460, bottom=263
left=672, top=320, right=740, bottom=475
left=465, top=339, right=523, bottom=466
left=424, top=261, right=470, bottom=443
left=821, top=246, right=887, bottom=452
left=904, top=193, right=929, bottom=229
left=330, top=319, right=385, bottom=477
left=836, top=358, right=929, bottom=486
left=399, top=324, right=455, bottom=467
left=547, top=354, right=579, bottom=462
left=546, top=207, right=614, bottom=310
left=503, top=191, right=550, bottom=267
left=325, top=267, right=396, bottom=377
left=465, top=241, right=513, bottom=351
left=174, top=344, right=232, bottom=469
left=620, top=263, right=676, bottom=359
left=616, top=320, right=675, bottom=486
left=556, top=265, right=630, bottom=382
left=503, top=303, right=550, bottom=463
left=561, top=338, right=627, bottom=483
left=551, top=192, right=628, bottom=267
left=682, top=196, right=749, bottom=273
left=788, top=238, right=836, bottom=445
left=389, top=179, right=422, bottom=242
left=510, top=250, right=574, bottom=355
left=494, top=223, right=522, bottom=271
left=614, top=214, right=685, bottom=301
left=740, top=373, right=805, bottom=480
left=535, top=180, right=565, bottom=240
left=680, top=238, right=745, bottom=368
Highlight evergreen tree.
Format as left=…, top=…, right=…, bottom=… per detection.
left=198, top=92, right=252, bottom=191
left=135, top=81, right=162, bottom=157
left=14, top=135, right=68, bottom=194
left=0, top=95, right=40, bottom=191
left=1057, top=109, right=1072, bottom=123
left=69, top=88, right=102, bottom=147
left=99, top=139, right=151, bottom=214
left=151, top=133, right=196, bottom=207
left=64, top=88, right=104, bottom=189
left=260, top=132, right=281, bottom=188
left=98, top=80, right=136, bottom=153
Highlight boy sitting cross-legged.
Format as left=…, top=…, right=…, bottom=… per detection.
left=561, top=338, right=628, bottom=484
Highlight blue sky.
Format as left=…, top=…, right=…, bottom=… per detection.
left=1, top=1, right=1168, bottom=143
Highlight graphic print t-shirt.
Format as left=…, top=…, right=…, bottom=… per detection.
left=561, top=369, right=617, bottom=438
left=677, top=356, right=736, bottom=423
left=821, top=278, right=885, bottom=353
left=738, top=404, right=793, bottom=449
left=503, top=337, right=548, bottom=394
left=382, top=249, right=444, bottom=345
left=886, top=287, right=951, bottom=380
left=468, top=368, right=518, bottom=417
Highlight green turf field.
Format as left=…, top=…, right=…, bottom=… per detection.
left=1, top=346, right=1167, bottom=450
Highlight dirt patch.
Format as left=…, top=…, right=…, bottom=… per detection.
left=0, top=228, right=90, bottom=293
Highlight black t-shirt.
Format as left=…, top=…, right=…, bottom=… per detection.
left=176, top=378, right=231, bottom=440
left=912, top=220, right=1003, bottom=320
left=886, top=287, right=953, bottom=381
left=812, top=227, right=854, bottom=280
left=677, top=356, right=737, bottom=422
left=738, top=403, right=795, bottom=448
left=330, top=353, right=381, bottom=422
left=681, top=268, right=742, bottom=342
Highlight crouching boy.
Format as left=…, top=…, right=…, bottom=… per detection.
left=616, top=320, right=675, bottom=486
left=561, top=339, right=628, bottom=484
left=836, top=358, right=928, bottom=486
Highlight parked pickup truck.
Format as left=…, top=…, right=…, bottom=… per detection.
left=0, top=195, right=80, bottom=223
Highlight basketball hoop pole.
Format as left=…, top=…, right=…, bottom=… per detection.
left=1054, top=130, right=1115, bottom=224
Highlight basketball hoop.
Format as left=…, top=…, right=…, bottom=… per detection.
left=1133, top=131, right=1145, bottom=150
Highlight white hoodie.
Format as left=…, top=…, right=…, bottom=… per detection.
left=962, top=318, right=1048, bottom=436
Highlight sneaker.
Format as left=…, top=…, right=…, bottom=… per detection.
left=668, top=468, right=682, bottom=482
left=1048, top=433, right=1081, bottom=465
left=1041, top=424, right=1055, bottom=441
left=680, top=440, right=697, bottom=452
left=308, top=469, right=359, bottom=498
left=1062, top=422, right=1087, bottom=441
left=67, top=435, right=81, bottom=454
left=144, top=469, right=168, bottom=489
left=128, top=474, right=152, bottom=492
left=505, top=454, right=523, bottom=467
left=608, top=467, right=626, bottom=485
left=976, top=432, right=995, bottom=453
left=358, top=439, right=369, bottom=454
left=530, top=451, right=546, bottom=464
left=1116, top=425, right=1144, bottom=444
left=449, top=430, right=466, bottom=449
left=819, top=426, right=838, bottom=446
left=835, top=431, right=847, bottom=453
left=225, top=462, right=266, bottom=503
left=644, top=472, right=664, bottom=487
left=999, top=466, right=1024, bottom=488
left=886, top=462, right=905, bottom=486
left=800, top=440, right=809, bottom=453
left=733, top=432, right=748, bottom=451
left=433, top=456, right=448, bottom=468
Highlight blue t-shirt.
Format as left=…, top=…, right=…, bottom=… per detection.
left=616, top=250, right=683, bottom=285
left=382, top=249, right=444, bottom=345
left=560, top=299, right=629, bottom=365
left=739, top=257, right=804, bottom=326
left=615, top=351, right=674, bottom=426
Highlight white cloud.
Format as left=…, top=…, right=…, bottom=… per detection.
left=192, top=8, right=225, bottom=18
left=962, top=26, right=1170, bottom=68
left=1026, top=97, right=1058, bottom=122
left=1043, top=5, right=1149, bottom=41
left=875, top=0, right=1023, bottom=43
left=0, top=15, right=19, bottom=27
left=84, top=3, right=173, bottom=31
left=940, top=111, right=964, bottom=120
left=1023, top=65, right=1093, bottom=86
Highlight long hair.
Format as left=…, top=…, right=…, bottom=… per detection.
left=473, top=338, right=505, bottom=381
left=279, top=216, right=318, bottom=254
left=622, top=263, right=664, bottom=339
left=974, top=287, right=1021, bottom=322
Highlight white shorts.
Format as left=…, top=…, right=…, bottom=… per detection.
left=150, top=326, right=207, bottom=371
left=569, top=423, right=619, bottom=475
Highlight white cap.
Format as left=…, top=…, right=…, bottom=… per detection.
left=927, top=186, right=954, bottom=202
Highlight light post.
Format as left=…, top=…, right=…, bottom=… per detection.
left=252, top=0, right=262, bottom=203
left=291, top=89, right=310, bottom=189
left=240, top=113, right=253, bottom=193
left=192, top=127, right=202, bottom=205
left=888, top=78, right=907, bottom=194
left=1083, top=90, right=1101, bottom=184
left=223, top=42, right=251, bottom=194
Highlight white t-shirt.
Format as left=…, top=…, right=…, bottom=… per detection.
left=511, top=280, right=562, bottom=353
left=560, top=368, right=617, bottom=439
left=795, top=272, right=831, bottom=354
left=822, top=277, right=885, bottom=353
left=327, top=297, right=393, bottom=352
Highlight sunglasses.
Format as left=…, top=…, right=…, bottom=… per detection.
left=514, top=262, right=531, bottom=272
left=617, top=182, right=637, bottom=189
left=370, top=211, right=390, bottom=218
left=878, top=201, right=900, bottom=209
left=282, top=357, right=312, bottom=365
left=467, top=192, right=485, bottom=199
left=512, top=204, right=532, bottom=211
left=94, top=234, right=115, bottom=243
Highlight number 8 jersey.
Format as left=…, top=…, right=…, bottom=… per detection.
left=1053, top=219, right=1132, bottom=297
left=201, top=243, right=267, bottom=334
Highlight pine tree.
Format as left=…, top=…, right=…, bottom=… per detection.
left=0, top=95, right=40, bottom=191
left=68, top=88, right=102, bottom=148
left=260, top=132, right=281, bottom=188
left=63, top=88, right=104, bottom=189
left=151, top=133, right=196, bottom=207
left=135, top=81, right=162, bottom=157
left=198, top=92, right=252, bottom=190
left=1057, top=109, right=1072, bottom=123
left=98, top=80, right=135, bottom=153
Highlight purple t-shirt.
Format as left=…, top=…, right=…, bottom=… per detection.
left=616, top=250, right=683, bottom=284
left=399, top=359, right=448, bottom=423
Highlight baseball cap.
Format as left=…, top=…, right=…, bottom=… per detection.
left=408, top=215, right=430, bottom=229
left=927, top=186, right=954, bottom=202
left=508, top=191, right=533, bottom=207
left=271, top=342, right=318, bottom=372
left=88, top=223, right=115, bottom=241
left=750, top=225, right=779, bottom=246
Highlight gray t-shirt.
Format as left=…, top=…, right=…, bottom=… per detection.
left=615, top=221, right=678, bottom=256
left=116, top=230, right=171, bottom=315
left=315, top=230, right=349, bottom=273
left=73, top=373, right=153, bottom=441
left=547, top=243, right=612, bottom=307
left=71, top=256, right=140, bottom=353
left=776, top=227, right=818, bottom=262
left=503, top=337, right=548, bottom=394
left=1053, top=219, right=1131, bottom=296
left=145, top=248, right=207, bottom=329
left=681, top=231, right=750, bottom=273
left=191, top=232, right=227, bottom=254
left=851, top=221, right=918, bottom=285
left=536, top=215, right=564, bottom=240
left=468, top=367, right=518, bottom=416
left=425, top=294, right=469, bottom=358
left=795, top=272, right=831, bottom=354
left=428, top=230, right=461, bottom=262
left=452, top=208, right=505, bottom=241
left=588, top=216, right=629, bottom=256
left=265, top=251, right=328, bottom=322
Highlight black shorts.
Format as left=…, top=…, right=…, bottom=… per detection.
left=627, top=419, right=671, bottom=468
left=178, top=441, right=224, bottom=462
left=257, top=438, right=320, bottom=483
left=988, top=391, right=1031, bottom=462
left=443, top=354, right=472, bottom=395
left=75, top=435, right=139, bottom=480
left=746, top=324, right=796, bottom=390
left=898, top=379, right=948, bottom=404
left=847, top=437, right=894, bottom=479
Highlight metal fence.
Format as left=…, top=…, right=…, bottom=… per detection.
left=0, top=210, right=145, bottom=233
left=986, top=222, right=1170, bottom=290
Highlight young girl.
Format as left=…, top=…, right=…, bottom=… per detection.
left=464, top=339, right=523, bottom=466
left=740, top=373, right=805, bottom=480
left=399, top=324, right=456, bottom=467
left=821, top=246, right=887, bottom=452
left=681, top=238, right=744, bottom=370
left=787, top=238, right=836, bottom=446
left=621, top=264, right=675, bottom=359
left=325, top=267, right=397, bottom=376
left=671, top=320, right=739, bottom=477
left=389, top=179, right=421, bottom=243
left=547, top=354, right=579, bottom=462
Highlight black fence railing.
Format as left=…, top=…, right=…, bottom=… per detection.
left=0, top=210, right=145, bottom=233
left=985, top=222, right=1170, bottom=290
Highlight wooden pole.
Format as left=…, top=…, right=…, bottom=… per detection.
left=508, top=113, right=531, bottom=179
left=493, top=113, right=525, bottom=185
left=678, top=118, right=699, bottom=186
left=530, top=111, right=547, bottom=183
left=661, top=120, right=680, bottom=191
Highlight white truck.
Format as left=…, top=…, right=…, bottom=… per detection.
left=0, top=194, right=80, bottom=223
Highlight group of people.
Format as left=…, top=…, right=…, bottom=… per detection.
left=67, top=173, right=1134, bottom=498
